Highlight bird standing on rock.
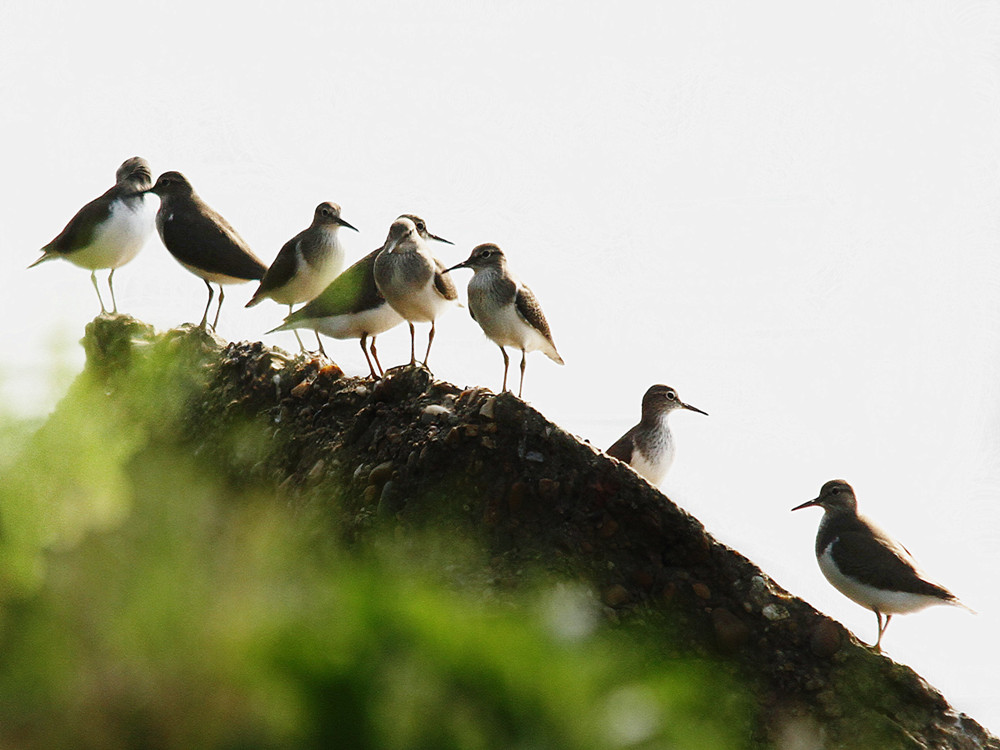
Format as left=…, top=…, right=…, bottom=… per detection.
left=247, top=201, right=358, bottom=350
left=30, top=156, right=156, bottom=314
left=792, top=479, right=971, bottom=652
left=446, top=243, right=563, bottom=398
left=148, top=171, right=266, bottom=329
left=607, top=384, right=707, bottom=485
left=270, top=214, right=449, bottom=376
left=373, top=216, right=457, bottom=368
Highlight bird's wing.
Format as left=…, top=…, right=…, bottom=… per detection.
left=41, top=192, right=114, bottom=256
left=283, top=248, right=382, bottom=321
left=159, top=199, right=266, bottom=280
left=432, top=257, right=459, bottom=301
left=606, top=427, right=637, bottom=464
left=253, top=235, right=302, bottom=297
left=831, top=528, right=956, bottom=599
left=514, top=284, right=554, bottom=340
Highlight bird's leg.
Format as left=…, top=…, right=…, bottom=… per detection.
left=408, top=322, right=416, bottom=366
left=423, top=321, right=436, bottom=368
left=212, top=285, right=225, bottom=330
left=518, top=349, right=527, bottom=398
left=91, top=271, right=107, bottom=314
left=498, top=346, right=510, bottom=393
left=287, top=305, right=305, bottom=352
left=200, top=280, right=215, bottom=328
left=873, top=611, right=892, bottom=652
left=370, top=337, right=385, bottom=378
left=314, top=331, right=324, bottom=355
left=108, top=269, right=118, bottom=314
left=360, top=334, right=377, bottom=379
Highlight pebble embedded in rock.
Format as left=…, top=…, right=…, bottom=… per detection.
left=602, top=584, right=630, bottom=607
left=368, top=461, right=394, bottom=487
left=712, top=607, right=750, bottom=653
left=810, top=619, right=842, bottom=658
left=692, top=583, right=711, bottom=600
left=479, top=398, right=496, bottom=419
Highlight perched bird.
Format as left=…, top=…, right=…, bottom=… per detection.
left=446, top=243, right=563, bottom=397
left=269, top=215, right=448, bottom=377
left=373, top=216, right=457, bottom=368
left=148, top=171, right=266, bottom=329
left=30, top=156, right=156, bottom=314
left=606, top=385, right=707, bottom=485
left=792, top=479, right=971, bottom=651
left=246, top=201, right=358, bottom=350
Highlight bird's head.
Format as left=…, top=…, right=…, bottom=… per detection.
left=792, top=479, right=858, bottom=514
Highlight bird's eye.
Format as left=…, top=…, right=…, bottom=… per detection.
left=666, top=391, right=677, bottom=400
left=831, top=487, right=841, bottom=494
left=480, top=249, right=492, bottom=258
left=416, top=221, right=426, bottom=231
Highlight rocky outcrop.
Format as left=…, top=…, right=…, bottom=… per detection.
left=83, top=315, right=999, bottom=749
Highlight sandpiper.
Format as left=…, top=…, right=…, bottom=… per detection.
left=30, top=156, right=156, bottom=314
left=269, top=215, right=449, bottom=377
left=246, top=201, right=358, bottom=350
left=446, top=243, right=563, bottom=397
left=792, top=479, right=970, bottom=651
left=148, top=171, right=267, bottom=329
left=373, top=216, right=457, bottom=367
left=606, top=385, right=707, bottom=485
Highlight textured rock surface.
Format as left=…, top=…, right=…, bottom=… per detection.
left=83, top=315, right=1000, bottom=749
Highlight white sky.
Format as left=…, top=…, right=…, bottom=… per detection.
left=2, top=0, right=999, bottom=733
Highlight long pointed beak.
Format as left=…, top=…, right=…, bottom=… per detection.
left=682, top=402, right=708, bottom=416
left=444, top=260, right=470, bottom=273
left=338, top=217, right=359, bottom=232
left=428, top=232, right=454, bottom=245
left=791, top=497, right=821, bottom=512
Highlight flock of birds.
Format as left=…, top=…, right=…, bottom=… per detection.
left=30, top=156, right=971, bottom=652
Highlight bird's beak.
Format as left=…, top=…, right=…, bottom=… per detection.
left=444, top=259, right=470, bottom=273
left=338, top=217, right=359, bottom=232
left=428, top=232, right=454, bottom=245
left=791, top=497, right=821, bottom=512
left=682, top=402, right=708, bottom=416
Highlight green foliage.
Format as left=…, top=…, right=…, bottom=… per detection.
left=0, top=332, right=754, bottom=749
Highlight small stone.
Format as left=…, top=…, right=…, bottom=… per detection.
left=420, top=404, right=451, bottom=423
left=599, top=514, right=618, bottom=538
left=481, top=436, right=496, bottom=449
left=762, top=603, right=789, bottom=621
left=525, top=451, right=544, bottom=463
left=712, top=607, right=750, bottom=653
left=602, top=584, right=630, bottom=607
left=479, top=398, right=496, bottom=419
left=368, top=461, right=394, bottom=486
left=306, top=459, right=325, bottom=481
left=538, top=478, right=559, bottom=500
left=290, top=378, right=312, bottom=398
left=810, top=619, right=842, bottom=658
left=464, top=424, right=480, bottom=438
left=363, top=485, right=379, bottom=505
left=692, top=583, right=711, bottom=601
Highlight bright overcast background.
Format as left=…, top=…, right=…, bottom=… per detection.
left=2, top=0, right=999, bottom=733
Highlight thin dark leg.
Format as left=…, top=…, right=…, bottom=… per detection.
left=314, top=331, right=324, bottom=354
left=518, top=349, right=527, bottom=398
left=91, top=271, right=107, bottom=314
left=212, top=285, right=225, bottom=330
left=200, top=280, right=215, bottom=328
left=108, top=268, right=118, bottom=313
left=360, top=334, right=377, bottom=379
left=499, top=346, right=509, bottom=392
left=423, top=321, right=435, bottom=367
left=408, top=322, right=416, bottom=365
left=370, top=337, right=385, bottom=377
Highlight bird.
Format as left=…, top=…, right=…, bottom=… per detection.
left=792, top=479, right=971, bottom=652
left=606, top=385, right=707, bottom=485
left=446, top=243, right=563, bottom=397
left=269, top=215, right=448, bottom=378
left=148, top=171, right=267, bottom=329
left=246, top=201, right=358, bottom=350
left=373, top=216, right=458, bottom=368
left=30, top=156, right=156, bottom=314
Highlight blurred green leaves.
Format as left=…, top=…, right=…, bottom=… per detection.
left=0, top=325, right=753, bottom=749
